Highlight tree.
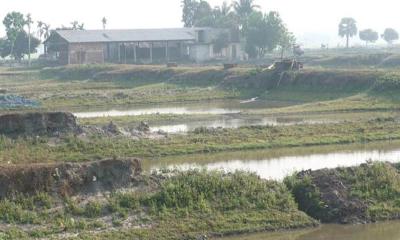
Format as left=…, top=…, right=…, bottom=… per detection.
left=382, top=28, right=399, bottom=45
left=3, top=12, right=26, bottom=59
left=102, top=17, right=107, bottom=30
left=193, top=1, right=214, bottom=27
left=278, top=29, right=296, bottom=59
left=233, top=0, right=259, bottom=33
left=0, top=31, right=40, bottom=61
left=338, top=17, right=357, bottom=48
left=182, top=0, right=199, bottom=27
left=245, top=11, right=287, bottom=58
left=26, top=14, right=33, bottom=67
left=359, top=29, right=378, bottom=46
left=70, top=21, right=84, bottom=30
left=37, top=21, right=51, bottom=40
left=233, top=0, right=259, bottom=20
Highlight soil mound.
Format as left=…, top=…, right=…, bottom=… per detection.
left=0, top=158, right=142, bottom=198
left=0, top=112, right=79, bottom=136
left=286, top=162, right=400, bottom=224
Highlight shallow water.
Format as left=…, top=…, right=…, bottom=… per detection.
left=73, top=100, right=294, bottom=118
left=150, top=117, right=333, bottom=133
left=149, top=141, right=400, bottom=180
left=220, top=221, right=400, bottom=240
left=149, top=142, right=400, bottom=239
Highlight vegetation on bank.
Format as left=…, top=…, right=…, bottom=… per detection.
left=2, top=64, right=400, bottom=113
left=285, top=162, right=400, bottom=224
left=0, top=117, right=398, bottom=164
left=0, top=170, right=316, bottom=239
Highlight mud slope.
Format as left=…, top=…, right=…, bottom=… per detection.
left=285, top=162, right=400, bottom=224
left=0, top=158, right=142, bottom=198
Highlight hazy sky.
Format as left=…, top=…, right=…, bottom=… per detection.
left=1, top=0, right=399, bottom=47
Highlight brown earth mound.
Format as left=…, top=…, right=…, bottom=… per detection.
left=0, top=112, right=80, bottom=136
left=0, top=158, right=142, bottom=198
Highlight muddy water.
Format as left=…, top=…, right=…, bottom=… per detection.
left=73, top=100, right=294, bottom=118
left=148, top=142, right=400, bottom=240
left=150, top=117, right=334, bottom=133
left=148, top=141, right=400, bottom=180
left=220, top=221, right=400, bottom=240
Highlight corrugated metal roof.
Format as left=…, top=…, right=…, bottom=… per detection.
left=55, top=28, right=197, bottom=43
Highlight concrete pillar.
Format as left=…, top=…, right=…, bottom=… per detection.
left=150, top=42, right=153, bottom=63
left=165, top=41, right=169, bottom=62
left=118, top=43, right=121, bottom=63
left=134, top=42, right=137, bottom=63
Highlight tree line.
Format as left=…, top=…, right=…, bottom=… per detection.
left=182, top=0, right=295, bottom=59
left=338, top=17, right=399, bottom=48
left=0, top=11, right=89, bottom=62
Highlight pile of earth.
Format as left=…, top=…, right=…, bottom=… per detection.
left=0, top=94, right=39, bottom=108
left=0, top=158, right=142, bottom=198
left=0, top=112, right=80, bottom=137
left=81, top=121, right=167, bottom=140
left=285, top=162, right=400, bottom=224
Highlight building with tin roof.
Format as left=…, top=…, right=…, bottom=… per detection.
left=44, top=28, right=242, bottom=64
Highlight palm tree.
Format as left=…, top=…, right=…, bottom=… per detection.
left=43, top=23, right=51, bottom=39
left=221, top=1, right=232, bottom=17
left=339, top=18, right=358, bottom=48
left=233, top=0, right=259, bottom=20
left=37, top=21, right=44, bottom=39
left=102, top=17, right=107, bottom=30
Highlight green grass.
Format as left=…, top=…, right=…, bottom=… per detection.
left=0, top=118, right=399, bottom=164
left=285, top=162, right=400, bottom=223
left=0, top=171, right=317, bottom=239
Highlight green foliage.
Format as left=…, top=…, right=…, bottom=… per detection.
left=284, top=175, right=326, bottom=220
left=0, top=31, right=40, bottom=61
left=359, top=29, right=379, bottom=45
left=245, top=11, right=289, bottom=58
left=150, top=170, right=296, bottom=212
left=339, top=18, right=358, bottom=48
left=382, top=28, right=399, bottom=45
left=0, top=200, right=39, bottom=224
left=3, top=12, right=26, bottom=43
left=373, top=73, right=400, bottom=91
left=84, top=201, right=103, bottom=218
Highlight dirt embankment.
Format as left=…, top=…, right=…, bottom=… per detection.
left=0, top=112, right=80, bottom=137
left=285, top=162, right=400, bottom=224
left=0, top=158, right=142, bottom=198
left=58, top=65, right=383, bottom=92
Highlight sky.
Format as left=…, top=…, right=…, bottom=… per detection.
left=0, top=0, right=399, bottom=47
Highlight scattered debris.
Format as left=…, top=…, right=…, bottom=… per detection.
left=0, top=112, right=80, bottom=137
left=223, top=63, right=238, bottom=70
left=137, top=121, right=150, bottom=132
left=240, top=97, right=259, bottom=104
left=0, top=158, right=142, bottom=198
left=167, top=62, right=178, bottom=68
left=103, top=121, right=123, bottom=135
left=268, top=59, right=303, bottom=71
left=0, top=94, right=39, bottom=109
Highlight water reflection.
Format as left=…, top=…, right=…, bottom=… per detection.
left=221, top=221, right=400, bottom=240
left=72, top=100, right=295, bottom=119
left=74, top=107, right=241, bottom=118
left=150, top=117, right=334, bottom=133
left=150, top=142, right=400, bottom=180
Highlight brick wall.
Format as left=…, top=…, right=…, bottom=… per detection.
left=68, top=43, right=105, bottom=64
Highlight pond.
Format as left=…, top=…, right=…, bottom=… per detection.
left=148, top=141, right=400, bottom=180
left=73, top=99, right=295, bottom=118
left=219, top=221, right=400, bottom=240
